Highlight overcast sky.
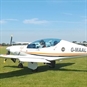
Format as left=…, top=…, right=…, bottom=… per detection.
left=0, top=0, right=87, bottom=43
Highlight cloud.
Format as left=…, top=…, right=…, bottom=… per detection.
left=80, top=16, right=87, bottom=18
left=63, top=12, right=73, bottom=16
left=0, top=20, right=6, bottom=24
left=81, top=18, right=87, bottom=24
left=0, top=19, right=18, bottom=24
left=23, top=18, right=49, bottom=24
left=84, top=19, right=87, bottom=22
left=5, top=19, right=18, bottom=21
left=23, top=18, right=84, bottom=25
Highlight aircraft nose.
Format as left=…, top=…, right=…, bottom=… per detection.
left=6, top=47, right=11, bottom=51
left=6, top=46, right=20, bottom=55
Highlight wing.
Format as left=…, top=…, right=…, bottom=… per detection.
left=0, top=54, right=69, bottom=63
left=0, top=54, right=50, bottom=63
left=0, top=54, right=85, bottom=63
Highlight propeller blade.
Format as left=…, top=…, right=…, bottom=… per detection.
left=10, top=35, right=13, bottom=46
left=6, top=51, right=10, bottom=55
left=5, top=35, right=16, bottom=63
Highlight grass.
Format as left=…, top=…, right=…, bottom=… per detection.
left=0, top=46, right=87, bottom=87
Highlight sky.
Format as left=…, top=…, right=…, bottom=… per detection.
left=0, top=0, right=87, bottom=43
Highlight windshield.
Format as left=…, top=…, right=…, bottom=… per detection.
left=27, top=38, right=61, bottom=48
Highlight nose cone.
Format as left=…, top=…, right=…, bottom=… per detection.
left=6, top=46, right=11, bottom=51
left=6, top=46, right=20, bottom=55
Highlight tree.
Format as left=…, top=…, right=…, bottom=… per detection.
left=72, top=41, right=77, bottom=43
left=2, top=43, right=6, bottom=46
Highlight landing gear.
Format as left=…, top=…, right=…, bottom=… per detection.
left=11, top=58, right=16, bottom=63
left=6, top=50, right=16, bottom=63
left=48, top=61, right=55, bottom=68
left=18, top=63, right=23, bottom=68
left=4, top=51, right=11, bottom=62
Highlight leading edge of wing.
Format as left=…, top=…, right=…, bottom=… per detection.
left=0, top=54, right=71, bottom=63
left=0, top=54, right=19, bottom=59
left=0, top=54, right=84, bottom=63
left=0, top=54, right=50, bottom=63
left=0, top=54, right=67, bottom=63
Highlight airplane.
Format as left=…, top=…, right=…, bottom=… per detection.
left=0, top=38, right=87, bottom=71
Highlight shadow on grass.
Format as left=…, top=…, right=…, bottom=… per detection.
left=0, top=63, right=87, bottom=79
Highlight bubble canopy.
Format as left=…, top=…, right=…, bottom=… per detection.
left=27, top=38, right=61, bottom=48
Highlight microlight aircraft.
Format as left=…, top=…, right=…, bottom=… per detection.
left=0, top=38, right=87, bottom=71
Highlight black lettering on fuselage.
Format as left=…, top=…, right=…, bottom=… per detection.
left=71, top=47, right=86, bottom=52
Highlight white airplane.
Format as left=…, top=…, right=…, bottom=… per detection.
left=0, top=38, right=87, bottom=71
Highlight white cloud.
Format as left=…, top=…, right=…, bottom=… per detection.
left=63, top=12, right=73, bottom=16
left=5, top=19, right=18, bottom=21
left=81, top=18, right=87, bottom=24
left=0, top=20, right=6, bottom=24
left=84, top=19, right=87, bottom=22
left=0, top=19, right=18, bottom=24
left=80, top=16, right=87, bottom=18
left=23, top=18, right=49, bottom=24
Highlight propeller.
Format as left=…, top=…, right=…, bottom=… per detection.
left=4, top=35, right=23, bottom=68
left=4, top=35, right=16, bottom=63
left=10, top=35, right=13, bottom=46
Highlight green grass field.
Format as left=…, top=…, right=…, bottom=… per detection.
left=0, top=46, right=87, bottom=87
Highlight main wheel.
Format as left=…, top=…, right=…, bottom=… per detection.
left=48, top=61, right=55, bottom=68
left=18, top=63, right=23, bottom=68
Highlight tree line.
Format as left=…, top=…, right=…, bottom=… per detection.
left=0, top=43, right=28, bottom=46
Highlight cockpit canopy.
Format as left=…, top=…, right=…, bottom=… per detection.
left=27, top=38, right=61, bottom=48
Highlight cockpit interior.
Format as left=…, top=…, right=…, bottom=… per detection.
left=27, top=38, right=61, bottom=48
